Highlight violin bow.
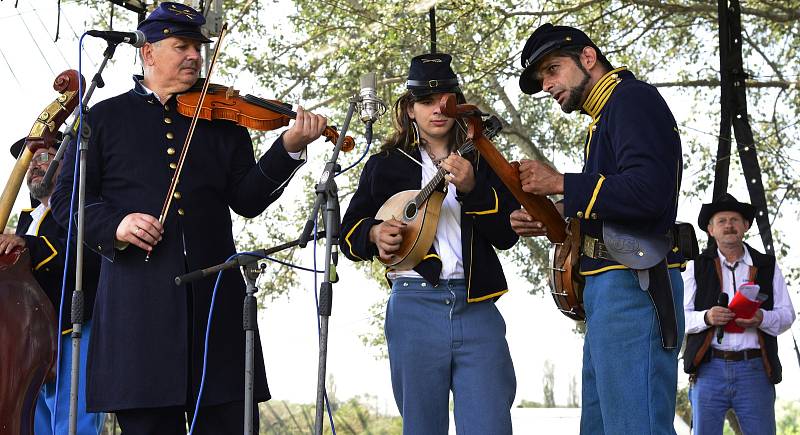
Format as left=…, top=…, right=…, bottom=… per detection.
left=147, top=22, right=228, bottom=262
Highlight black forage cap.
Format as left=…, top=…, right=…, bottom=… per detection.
left=406, top=53, right=462, bottom=97
left=519, top=23, right=600, bottom=94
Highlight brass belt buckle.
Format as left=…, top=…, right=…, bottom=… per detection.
left=582, top=236, right=597, bottom=259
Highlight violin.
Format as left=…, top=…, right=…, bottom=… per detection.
left=175, top=83, right=355, bottom=152
left=149, top=23, right=353, bottom=262
left=439, top=94, right=566, bottom=243
left=438, top=94, right=584, bottom=321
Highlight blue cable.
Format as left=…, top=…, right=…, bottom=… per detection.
left=50, top=31, right=88, bottom=433
left=187, top=258, right=227, bottom=434
left=187, top=250, right=327, bottom=433
left=335, top=139, right=371, bottom=176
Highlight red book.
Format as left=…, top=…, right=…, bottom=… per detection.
left=724, top=283, right=766, bottom=333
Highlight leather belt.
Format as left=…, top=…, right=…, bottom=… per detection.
left=711, top=348, right=762, bottom=361
left=581, top=235, right=613, bottom=261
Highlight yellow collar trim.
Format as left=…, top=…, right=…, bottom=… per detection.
left=583, top=66, right=627, bottom=119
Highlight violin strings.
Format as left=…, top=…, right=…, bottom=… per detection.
left=153, top=23, right=229, bottom=258
left=162, top=23, right=229, bottom=222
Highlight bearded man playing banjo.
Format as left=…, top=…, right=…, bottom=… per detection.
left=510, top=23, right=687, bottom=434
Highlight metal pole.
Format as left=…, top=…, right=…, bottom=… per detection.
left=312, top=98, right=358, bottom=435
left=68, top=40, right=118, bottom=435
left=242, top=259, right=261, bottom=435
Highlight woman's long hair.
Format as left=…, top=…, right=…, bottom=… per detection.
left=380, top=91, right=469, bottom=156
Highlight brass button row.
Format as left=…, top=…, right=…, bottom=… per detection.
left=576, top=211, right=600, bottom=219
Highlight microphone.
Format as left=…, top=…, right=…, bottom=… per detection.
left=86, top=30, right=147, bottom=48
left=359, top=72, right=384, bottom=145
left=715, top=292, right=729, bottom=344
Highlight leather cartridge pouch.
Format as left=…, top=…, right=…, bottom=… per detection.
left=672, top=221, right=699, bottom=260
left=602, top=222, right=678, bottom=349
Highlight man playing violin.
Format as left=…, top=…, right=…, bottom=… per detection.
left=511, top=24, right=684, bottom=434
left=50, top=2, right=326, bottom=433
left=2, top=140, right=103, bottom=435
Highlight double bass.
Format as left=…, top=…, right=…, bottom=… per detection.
left=439, top=94, right=585, bottom=321
left=0, top=70, right=83, bottom=434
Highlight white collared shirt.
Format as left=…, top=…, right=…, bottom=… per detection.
left=389, top=148, right=464, bottom=280
left=683, top=246, right=796, bottom=351
left=25, top=204, right=49, bottom=236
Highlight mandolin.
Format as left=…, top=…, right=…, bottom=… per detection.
left=375, top=117, right=502, bottom=270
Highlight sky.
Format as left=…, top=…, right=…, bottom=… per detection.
left=1, top=0, right=798, bottom=429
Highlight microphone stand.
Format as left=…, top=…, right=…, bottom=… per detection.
left=67, top=40, right=118, bottom=435
left=298, top=96, right=359, bottom=435
left=174, top=233, right=325, bottom=435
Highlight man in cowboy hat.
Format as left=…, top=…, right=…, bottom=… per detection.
left=50, top=2, right=327, bottom=433
left=683, top=193, right=795, bottom=434
left=511, top=23, right=685, bottom=434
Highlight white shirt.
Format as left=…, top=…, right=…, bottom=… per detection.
left=390, top=148, right=464, bottom=280
left=682, top=246, right=796, bottom=351
left=25, top=204, right=49, bottom=236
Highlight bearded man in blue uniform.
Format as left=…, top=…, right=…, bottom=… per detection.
left=2, top=140, right=103, bottom=434
left=510, top=24, right=685, bottom=434
left=50, top=3, right=327, bottom=433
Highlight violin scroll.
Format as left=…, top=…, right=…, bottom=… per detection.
left=321, top=127, right=355, bottom=152
left=439, top=93, right=567, bottom=243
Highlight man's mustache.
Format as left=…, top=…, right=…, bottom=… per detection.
left=28, top=168, right=46, bottom=179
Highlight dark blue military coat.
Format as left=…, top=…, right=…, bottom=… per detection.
left=340, top=147, right=519, bottom=302
left=562, top=68, right=683, bottom=274
left=51, top=77, right=304, bottom=412
left=16, top=206, right=100, bottom=333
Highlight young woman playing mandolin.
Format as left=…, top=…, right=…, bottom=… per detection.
left=340, top=53, right=519, bottom=434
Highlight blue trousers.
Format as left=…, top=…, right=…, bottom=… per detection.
left=385, top=278, right=516, bottom=435
left=580, top=269, right=684, bottom=435
left=35, top=319, right=105, bottom=435
left=689, top=357, right=775, bottom=435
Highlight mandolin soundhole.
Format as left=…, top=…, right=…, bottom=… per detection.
left=404, top=202, right=418, bottom=220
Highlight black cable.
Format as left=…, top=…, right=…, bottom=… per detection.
left=0, top=44, right=20, bottom=85
left=16, top=6, right=56, bottom=75
left=429, top=7, right=436, bottom=54
left=55, top=0, right=61, bottom=42
left=29, top=0, right=70, bottom=67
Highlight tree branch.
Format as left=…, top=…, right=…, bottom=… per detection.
left=626, top=0, right=800, bottom=23
left=653, top=79, right=800, bottom=89
left=305, top=76, right=405, bottom=112
left=502, top=1, right=799, bottom=23
left=498, top=0, right=607, bottom=18
left=741, top=31, right=785, bottom=81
